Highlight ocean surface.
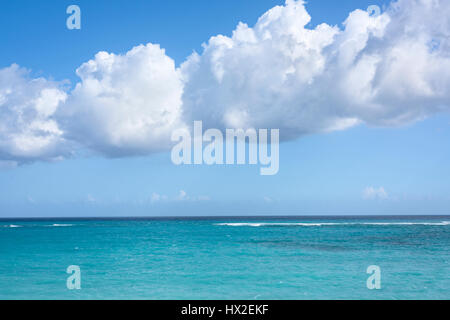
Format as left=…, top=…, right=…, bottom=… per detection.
left=0, top=216, right=449, bottom=300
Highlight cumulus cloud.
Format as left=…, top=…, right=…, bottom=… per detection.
left=363, top=186, right=389, bottom=200
left=0, top=65, right=68, bottom=163
left=182, top=0, right=450, bottom=137
left=181, top=0, right=343, bottom=136
left=59, top=43, right=185, bottom=157
left=1, top=0, right=450, bottom=162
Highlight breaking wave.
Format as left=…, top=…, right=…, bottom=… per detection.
left=215, top=221, right=450, bottom=227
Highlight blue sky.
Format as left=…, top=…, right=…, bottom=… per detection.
left=1, top=0, right=449, bottom=217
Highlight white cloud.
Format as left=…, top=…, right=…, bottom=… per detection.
left=59, top=43, right=185, bottom=157
left=363, top=186, right=389, bottom=200
left=150, top=192, right=169, bottom=203
left=150, top=192, right=161, bottom=203
left=181, top=0, right=450, bottom=137
left=1, top=0, right=450, bottom=162
left=151, top=190, right=210, bottom=203
left=175, top=190, right=189, bottom=201
left=0, top=65, right=68, bottom=163
left=197, top=195, right=211, bottom=201
left=86, top=194, right=97, bottom=203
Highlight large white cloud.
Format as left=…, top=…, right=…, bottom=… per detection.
left=59, top=43, right=185, bottom=157
left=181, top=0, right=450, bottom=137
left=1, top=0, right=450, bottom=162
left=0, top=64, right=68, bottom=163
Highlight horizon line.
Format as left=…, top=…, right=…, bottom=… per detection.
left=1, top=214, right=449, bottom=221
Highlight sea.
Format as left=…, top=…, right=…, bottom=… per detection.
left=0, top=216, right=449, bottom=300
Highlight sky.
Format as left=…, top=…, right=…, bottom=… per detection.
left=1, top=0, right=450, bottom=217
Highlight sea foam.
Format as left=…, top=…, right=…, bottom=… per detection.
left=215, top=221, right=450, bottom=227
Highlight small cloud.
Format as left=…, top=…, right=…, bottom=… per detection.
left=177, top=190, right=211, bottom=202
left=196, top=195, right=211, bottom=201
left=176, top=190, right=189, bottom=201
left=150, top=192, right=161, bottom=203
left=363, top=186, right=388, bottom=200
left=150, top=192, right=169, bottom=204
left=151, top=190, right=210, bottom=203
left=264, top=196, right=274, bottom=203
left=86, top=194, right=96, bottom=203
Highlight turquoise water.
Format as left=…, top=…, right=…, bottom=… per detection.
left=0, top=216, right=449, bottom=300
